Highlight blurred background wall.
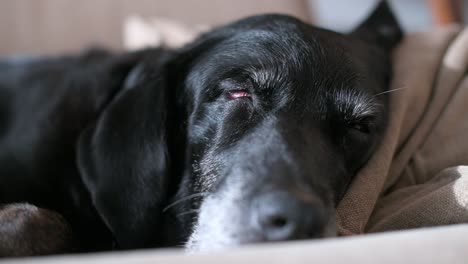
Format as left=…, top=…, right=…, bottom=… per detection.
left=0, top=0, right=466, bottom=56
left=0, top=0, right=311, bottom=55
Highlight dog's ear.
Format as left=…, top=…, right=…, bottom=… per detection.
left=77, top=52, right=186, bottom=248
left=76, top=30, right=231, bottom=248
left=351, top=1, right=403, bottom=51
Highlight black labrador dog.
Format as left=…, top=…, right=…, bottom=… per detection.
left=0, top=1, right=402, bottom=256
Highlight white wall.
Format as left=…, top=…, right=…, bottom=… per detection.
left=309, top=0, right=433, bottom=32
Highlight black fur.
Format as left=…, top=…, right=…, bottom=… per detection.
left=0, top=1, right=402, bottom=255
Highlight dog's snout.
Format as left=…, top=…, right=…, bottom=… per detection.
left=251, top=191, right=325, bottom=242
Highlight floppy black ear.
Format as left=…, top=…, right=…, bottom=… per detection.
left=77, top=53, right=184, bottom=249
left=351, top=1, right=403, bottom=51
left=76, top=21, right=241, bottom=248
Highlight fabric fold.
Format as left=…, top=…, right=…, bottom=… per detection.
left=337, top=26, right=468, bottom=235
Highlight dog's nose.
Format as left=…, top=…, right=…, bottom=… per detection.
left=251, top=191, right=325, bottom=242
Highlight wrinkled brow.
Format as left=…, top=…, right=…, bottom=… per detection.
left=334, top=89, right=384, bottom=120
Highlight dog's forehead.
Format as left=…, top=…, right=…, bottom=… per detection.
left=213, top=27, right=341, bottom=68
left=225, top=30, right=363, bottom=93
left=192, top=26, right=358, bottom=86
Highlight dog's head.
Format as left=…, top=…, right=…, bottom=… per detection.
left=78, top=1, right=402, bottom=250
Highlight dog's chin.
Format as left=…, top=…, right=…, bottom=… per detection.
left=184, top=187, right=250, bottom=252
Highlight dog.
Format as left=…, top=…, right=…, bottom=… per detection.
left=0, top=1, right=402, bottom=256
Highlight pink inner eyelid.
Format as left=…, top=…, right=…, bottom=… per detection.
left=227, top=90, right=251, bottom=99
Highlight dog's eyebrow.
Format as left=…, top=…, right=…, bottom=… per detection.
left=334, top=89, right=383, bottom=119
left=351, top=98, right=383, bottom=118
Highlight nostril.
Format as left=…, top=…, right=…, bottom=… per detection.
left=251, top=191, right=327, bottom=242
left=258, top=212, right=295, bottom=242
left=267, top=215, right=288, bottom=229
left=252, top=192, right=303, bottom=241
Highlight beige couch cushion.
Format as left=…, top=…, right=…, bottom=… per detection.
left=4, top=224, right=468, bottom=264
left=0, top=0, right=310, bottom=56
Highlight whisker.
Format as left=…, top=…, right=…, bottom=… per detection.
left=177, top=209, right=200, bottom=217
left=163, top=192, right=208, bottom=212
left=373, top=87, right=407, bottom=97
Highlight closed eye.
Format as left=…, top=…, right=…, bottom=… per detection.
left=227, top=90, right=251, bottom=100
left=349, top=122, right=370, bottom=134
left=347, top=116, right=374, bottom=134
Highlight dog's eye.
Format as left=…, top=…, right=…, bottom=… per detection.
left=348, top=117, right=373, bottom=134
left=349, top=123, right=370, bottom=134
left=227, top=90, right=251, bottom=100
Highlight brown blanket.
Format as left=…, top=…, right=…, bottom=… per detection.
left=337, top=26, right=468, bottom=235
